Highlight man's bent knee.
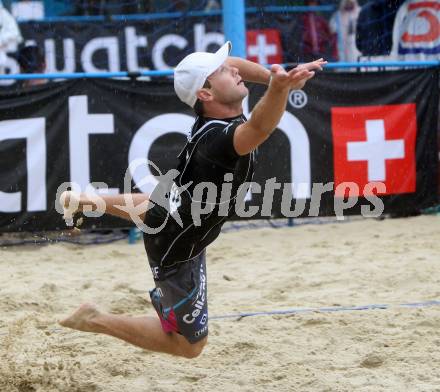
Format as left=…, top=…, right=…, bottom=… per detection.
left=181, top=336, right=208, bottom=359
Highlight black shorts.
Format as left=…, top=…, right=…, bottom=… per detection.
left=148, top=251, right=208, bottom=344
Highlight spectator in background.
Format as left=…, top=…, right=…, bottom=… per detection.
left=330, top=0, right=361, bottom=62
left=74, top=0, right=109, bottom=16
left=169, top=0, right=190, bottom=12
left=355, top=0, right=405, bottom=56
left=300, top=0, right=337, bottom=61
left=73, top=0, right=150, bottom=16
left=0, top=0, right=22, bottom=73
left=17, top=45, right=47, bottom=87
left=204, top=0, right=220, bottom=11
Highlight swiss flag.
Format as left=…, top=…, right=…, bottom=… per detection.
left=246, top=29, right=283, bottom=64
left=332, top=104, right=417, bottom=197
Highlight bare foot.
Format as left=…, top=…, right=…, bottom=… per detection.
left=59, top=304, right=102, bottom=333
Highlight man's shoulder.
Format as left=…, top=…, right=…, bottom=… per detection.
left=192, top=115, right=246, bottom=138
left=195, top=118, right=231, bottom=131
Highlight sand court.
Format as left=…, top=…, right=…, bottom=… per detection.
left=0, top=215, right=439, bottom=391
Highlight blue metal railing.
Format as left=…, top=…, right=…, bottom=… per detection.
left=324, top=61, right=440, bottom=69
left=247, top=5, right=335, bottom=13
left=17, top=5, right=336, bottom=24
left=0, top=70, right=173, bottom=80
left=0, top=61, right=438, bottom=80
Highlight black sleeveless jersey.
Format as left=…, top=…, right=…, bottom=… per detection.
left=143, top=114, right=255, bottom=267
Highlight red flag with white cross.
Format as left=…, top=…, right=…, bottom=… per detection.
left=246, top=29, right=283, bottom=64
left=332, top=104, right=418, bottom=197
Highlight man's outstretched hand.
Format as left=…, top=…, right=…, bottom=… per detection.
left=270, top=58, right=327, bottom=91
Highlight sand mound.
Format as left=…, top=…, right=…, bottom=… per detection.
left=1, top=215, right=439, bottom=391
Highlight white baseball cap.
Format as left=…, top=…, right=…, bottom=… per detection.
left=174, top=41, right=232, bottom=108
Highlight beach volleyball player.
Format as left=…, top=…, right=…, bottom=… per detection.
left=59, top=43, right=325, bottom=358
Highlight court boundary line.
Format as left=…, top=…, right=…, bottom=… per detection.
left=1, top=300, right=439, bottom=336
left=210, top=300, right=440, bottom=320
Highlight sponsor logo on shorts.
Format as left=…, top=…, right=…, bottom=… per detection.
left=193, top=265, right=206, bottom=305
left=183, top=307, right=204, bottom=324
left=151, top=266, right=160, bottom=280
left=194, top=324, right=208, bottom=338
left=183, top=265, right=207, bottom=325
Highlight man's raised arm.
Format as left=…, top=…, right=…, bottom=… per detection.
left=233, top=59, right=326, bottom=156
left=227, top=57, right=271, bottom=85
